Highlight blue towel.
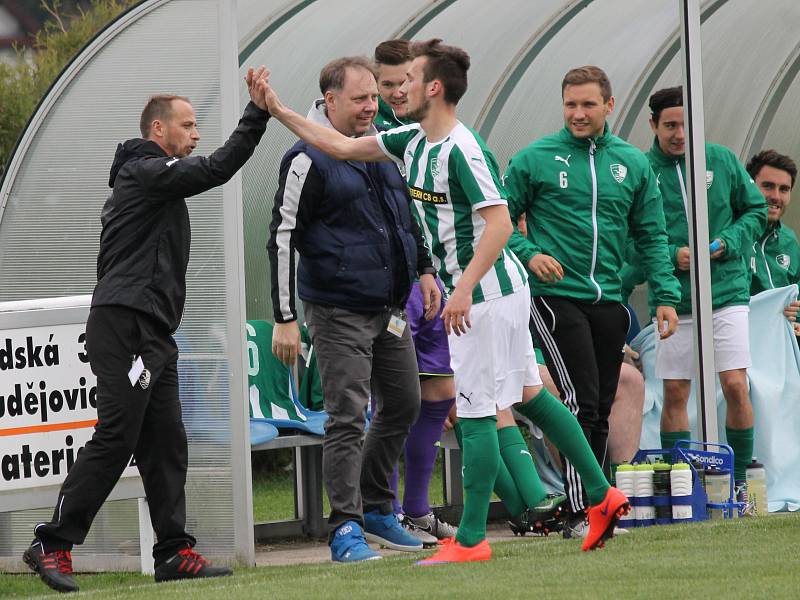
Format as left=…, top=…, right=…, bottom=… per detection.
left=249, top=419, right=280, bottom=445
left=631, top=284, right=800, bottom=512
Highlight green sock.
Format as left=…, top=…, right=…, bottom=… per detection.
left=494, top=457, right=527, bottom=519
left=516, top=388, right=609, bottom=505
left=660, top=430, right=690, bottom=462
left=610, top=463, right=620, bottom=486
left=498, top=426, right=546, bottom=508
left=726, top=426, right=754, bottom=482
left=455, top=422, right=526, bottom=518
left=456, top=416, right=499, bottom=547
left=660, top=430, right=691, bottom=451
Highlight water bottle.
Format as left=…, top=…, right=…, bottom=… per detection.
left=653, top=461, right=672, bottom=525
left=633, top=463, right=655, bottom=526
left=746, top=458, right=768, bottom=517
left=691, top=460, right=706, bottom=490
left=705, top=467, right=731, bottom=519
left=615, top=463, right=636, bottom=528
left=670, top=461, right=693, bottom=523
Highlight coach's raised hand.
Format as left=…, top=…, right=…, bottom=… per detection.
left=245, top=66, right=270, bottom=111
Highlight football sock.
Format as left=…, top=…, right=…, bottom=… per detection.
left=498, top=425, right=547, bottom=507
left=455, top=421, right=526, bottom=518
left=456, top=416, right=499, bottom=547
left=726, top=426, right=754, bottom=482
left=516, top=387, right=609, bottom=505
left=403, top=398, right=455, bottom=517
left=660, top=430, right=691, bottom=463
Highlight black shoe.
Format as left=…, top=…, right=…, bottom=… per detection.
left=23, top=541, right=79, bottom=593
left=508, top=511, right=564, bottom=537
left=528, top=493, right=567, bottom=535
left=508, top=494, right=567, bottom=537
left=154, top=547, right=233, bottom=582
left=508, top=515, right=534, bottom=536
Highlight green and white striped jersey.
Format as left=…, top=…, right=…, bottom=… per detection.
left=377, top=121, right=527, bottom=304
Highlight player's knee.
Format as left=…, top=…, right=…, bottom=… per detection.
left=521, top=383, right=544, bottom=404
left=720, top=373, right=749, bottom=406
left=663, top=379, right=690, bottom=407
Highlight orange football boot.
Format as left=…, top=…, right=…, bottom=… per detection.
left=582, top=487, right=630, bottom=551
left=416, top=538, right=491, bottom=565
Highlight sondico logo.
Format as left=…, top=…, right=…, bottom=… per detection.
left=685, top=452, right=724, bottom=467
left=777, top=254, right=791, bottom=269
left=409, top=185, right=448, bottom=204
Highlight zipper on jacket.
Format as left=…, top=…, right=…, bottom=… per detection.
left=760, top=230, right=775, bottom=289
left=588, top=139, right=602, bottom=303
left=675, top=162, right=689, bottom=218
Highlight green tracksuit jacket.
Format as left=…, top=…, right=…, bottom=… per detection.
left=748, top=221, right=800, bottom=295
left=374, top=96, right=411, bottom=131
left=505, top=125, right=680, bottom=306
left=646, top=139, right=767, bottom=315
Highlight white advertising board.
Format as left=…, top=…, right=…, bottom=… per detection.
left=0, top=297, right=139, bottom=497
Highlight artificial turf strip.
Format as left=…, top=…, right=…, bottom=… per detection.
left=3, top=514, right=798, bottom=599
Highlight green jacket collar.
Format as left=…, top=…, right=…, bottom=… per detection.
left=766, top=220, right=783, bottom=235
left=648, top=137, right=684, bottom=167
left=377, top=96, right=412, bottom=129
left=557, top=122, right=612, bottom=149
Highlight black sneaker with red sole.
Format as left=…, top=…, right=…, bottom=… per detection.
left=154, top=547, right=233, bottom=582
left=23, top=541, right=79, bottom=593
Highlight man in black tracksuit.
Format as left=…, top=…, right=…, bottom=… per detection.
left=23, top=68, right=271, bottom=594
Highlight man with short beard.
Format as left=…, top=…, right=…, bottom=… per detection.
left=372, top=39, right=458, bottom=547
left=745, top=150, right=800, bottom=323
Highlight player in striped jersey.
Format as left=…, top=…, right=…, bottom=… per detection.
left=262, top=38, right=624, bottom=559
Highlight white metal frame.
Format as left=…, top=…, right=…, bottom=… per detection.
left=679, top=0, right=719, bottom=441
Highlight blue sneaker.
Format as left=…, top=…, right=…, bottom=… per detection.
left=363, top=510, right=423, bottom=552
left=330, top=521, right=381, bottom=563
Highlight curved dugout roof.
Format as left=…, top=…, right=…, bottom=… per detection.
left=2, top=0, right=798, bottom=326
left=233, top=0, right=800, bottom=320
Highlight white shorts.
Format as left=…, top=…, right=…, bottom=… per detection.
left=448, top=286, right=541, bottom=418
left=654, top=305, right=751, bottom=380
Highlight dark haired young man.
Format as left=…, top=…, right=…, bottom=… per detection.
left=372, top=39, right=567, bottom=546
left=373, top=39, right=414, bottom=131
left=644, top=86, right=766, bottom=504
left=371, top=39, right=459, bottom=547
left=504, top=66, right=681, bottom=543
left=746, top=150, right=799, bottom=300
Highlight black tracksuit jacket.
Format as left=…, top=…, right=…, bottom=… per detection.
left=92, top=102, right=269, bottom=331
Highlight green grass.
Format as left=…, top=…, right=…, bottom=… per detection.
left=4, top=514, right=799, bottom=599
left=252, top=459, right=446, bottom=522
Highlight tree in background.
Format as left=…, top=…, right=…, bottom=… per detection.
left=0, top=0, right=138, bottom=175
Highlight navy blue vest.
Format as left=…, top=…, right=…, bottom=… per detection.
left=290, top=142, right=418, bottom=312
